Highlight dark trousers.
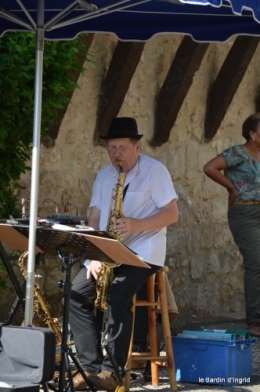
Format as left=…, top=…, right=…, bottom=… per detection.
left=133, top=283, right=148, bottom=347
left=69, top=262, right=160, bottom=373
left=228, top=204, right=260, bottom=325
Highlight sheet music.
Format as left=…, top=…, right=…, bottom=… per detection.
left=52, top=223, right=94, bottom=231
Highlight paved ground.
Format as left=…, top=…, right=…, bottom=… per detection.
left=43, top=315, right=260, bottom=391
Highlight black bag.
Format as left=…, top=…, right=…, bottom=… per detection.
left=0, top=324, right=56, bottom=392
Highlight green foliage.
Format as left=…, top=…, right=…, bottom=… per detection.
left=0, top=32, right=89, bottom=218
left=0, top=259, right=8, bottom=291
left=0, top=257, right=14, bottom=292
left=0, top=249, right=23, bottom=295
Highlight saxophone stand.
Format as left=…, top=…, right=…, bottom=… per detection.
left=48, top=246, right=96, bottom=392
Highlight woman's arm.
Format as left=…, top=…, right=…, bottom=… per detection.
left=203, top=155, right=238, bottom=206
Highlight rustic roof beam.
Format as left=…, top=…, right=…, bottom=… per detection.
left=204, top=36, right=260, bottom=141
left=94, top=41, right=145, bottom=144
left=151, top=35, right=209, bottom=146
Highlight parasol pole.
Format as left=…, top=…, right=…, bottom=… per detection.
left=24, top=0, right=44, bottom=326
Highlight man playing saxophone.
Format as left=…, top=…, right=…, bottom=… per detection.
left=69, top=117, right=179, bottom=391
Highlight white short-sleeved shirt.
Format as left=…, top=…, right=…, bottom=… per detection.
left=89, top=154, right=178, bottom=266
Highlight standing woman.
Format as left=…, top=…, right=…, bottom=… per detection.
left=203, top=112, right=260, bottom=337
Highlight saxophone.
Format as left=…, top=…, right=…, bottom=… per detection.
left=18, top=251, right=62, bottom=347
left=94, top=160, right=125, bottom=311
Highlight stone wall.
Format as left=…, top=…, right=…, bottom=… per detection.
left=1, top=33, right=259, bottom=323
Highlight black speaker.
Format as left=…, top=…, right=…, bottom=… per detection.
left=0, top=324, right=56, bottom=391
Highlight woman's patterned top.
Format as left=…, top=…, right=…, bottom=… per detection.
left=221, top=144, right=260, bottom=201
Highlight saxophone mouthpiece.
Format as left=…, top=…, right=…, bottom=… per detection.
left=115, top=160, right=124, bottom=172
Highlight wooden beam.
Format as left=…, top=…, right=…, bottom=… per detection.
left=94, top=41, right=145, bottom=144
left=42, top=34, right=94, bottom=147
left=255, top=88, right=260, bottom=112
left=151, top=36, right=209, bottom=146
left=204, top=36, right=260, bottom=141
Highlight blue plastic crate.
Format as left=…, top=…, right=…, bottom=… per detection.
left=172, top=335, right=255, bottom=386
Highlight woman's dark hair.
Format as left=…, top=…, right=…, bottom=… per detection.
left=242, top=113, right=260, bottom=140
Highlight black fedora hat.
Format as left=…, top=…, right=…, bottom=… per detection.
left=101, top=117, right=143, bottom=140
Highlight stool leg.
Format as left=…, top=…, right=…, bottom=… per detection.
left=157, top=270, right=177, bottom=391
left=146, top=274, right=159, bottom=386
left=124, top=294, right=136, bottom=391
left=147, top=275, right=159, bottom=387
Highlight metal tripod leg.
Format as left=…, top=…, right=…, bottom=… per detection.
left=48, top=248, right=96, bottom=392
left=102, top=323, right=127, bottom=392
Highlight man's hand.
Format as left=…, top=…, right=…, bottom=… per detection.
left=114, top=217, right=138, bottom=239
left=114, top=199, right=178, bottom=239
left=87, top=260, right=102, bottom=279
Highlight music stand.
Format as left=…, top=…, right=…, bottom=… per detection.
left=0, top=224, right=149, bottom=392
left=50, top=246, right=95, bottom=392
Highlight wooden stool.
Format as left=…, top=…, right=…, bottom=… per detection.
left=124, top=267, right=177, bottom=391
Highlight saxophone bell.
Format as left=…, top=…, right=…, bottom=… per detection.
left=18, top=251, right=62, bottom=347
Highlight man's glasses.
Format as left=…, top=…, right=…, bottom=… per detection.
left=106, top=144, right=133, bottom=153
